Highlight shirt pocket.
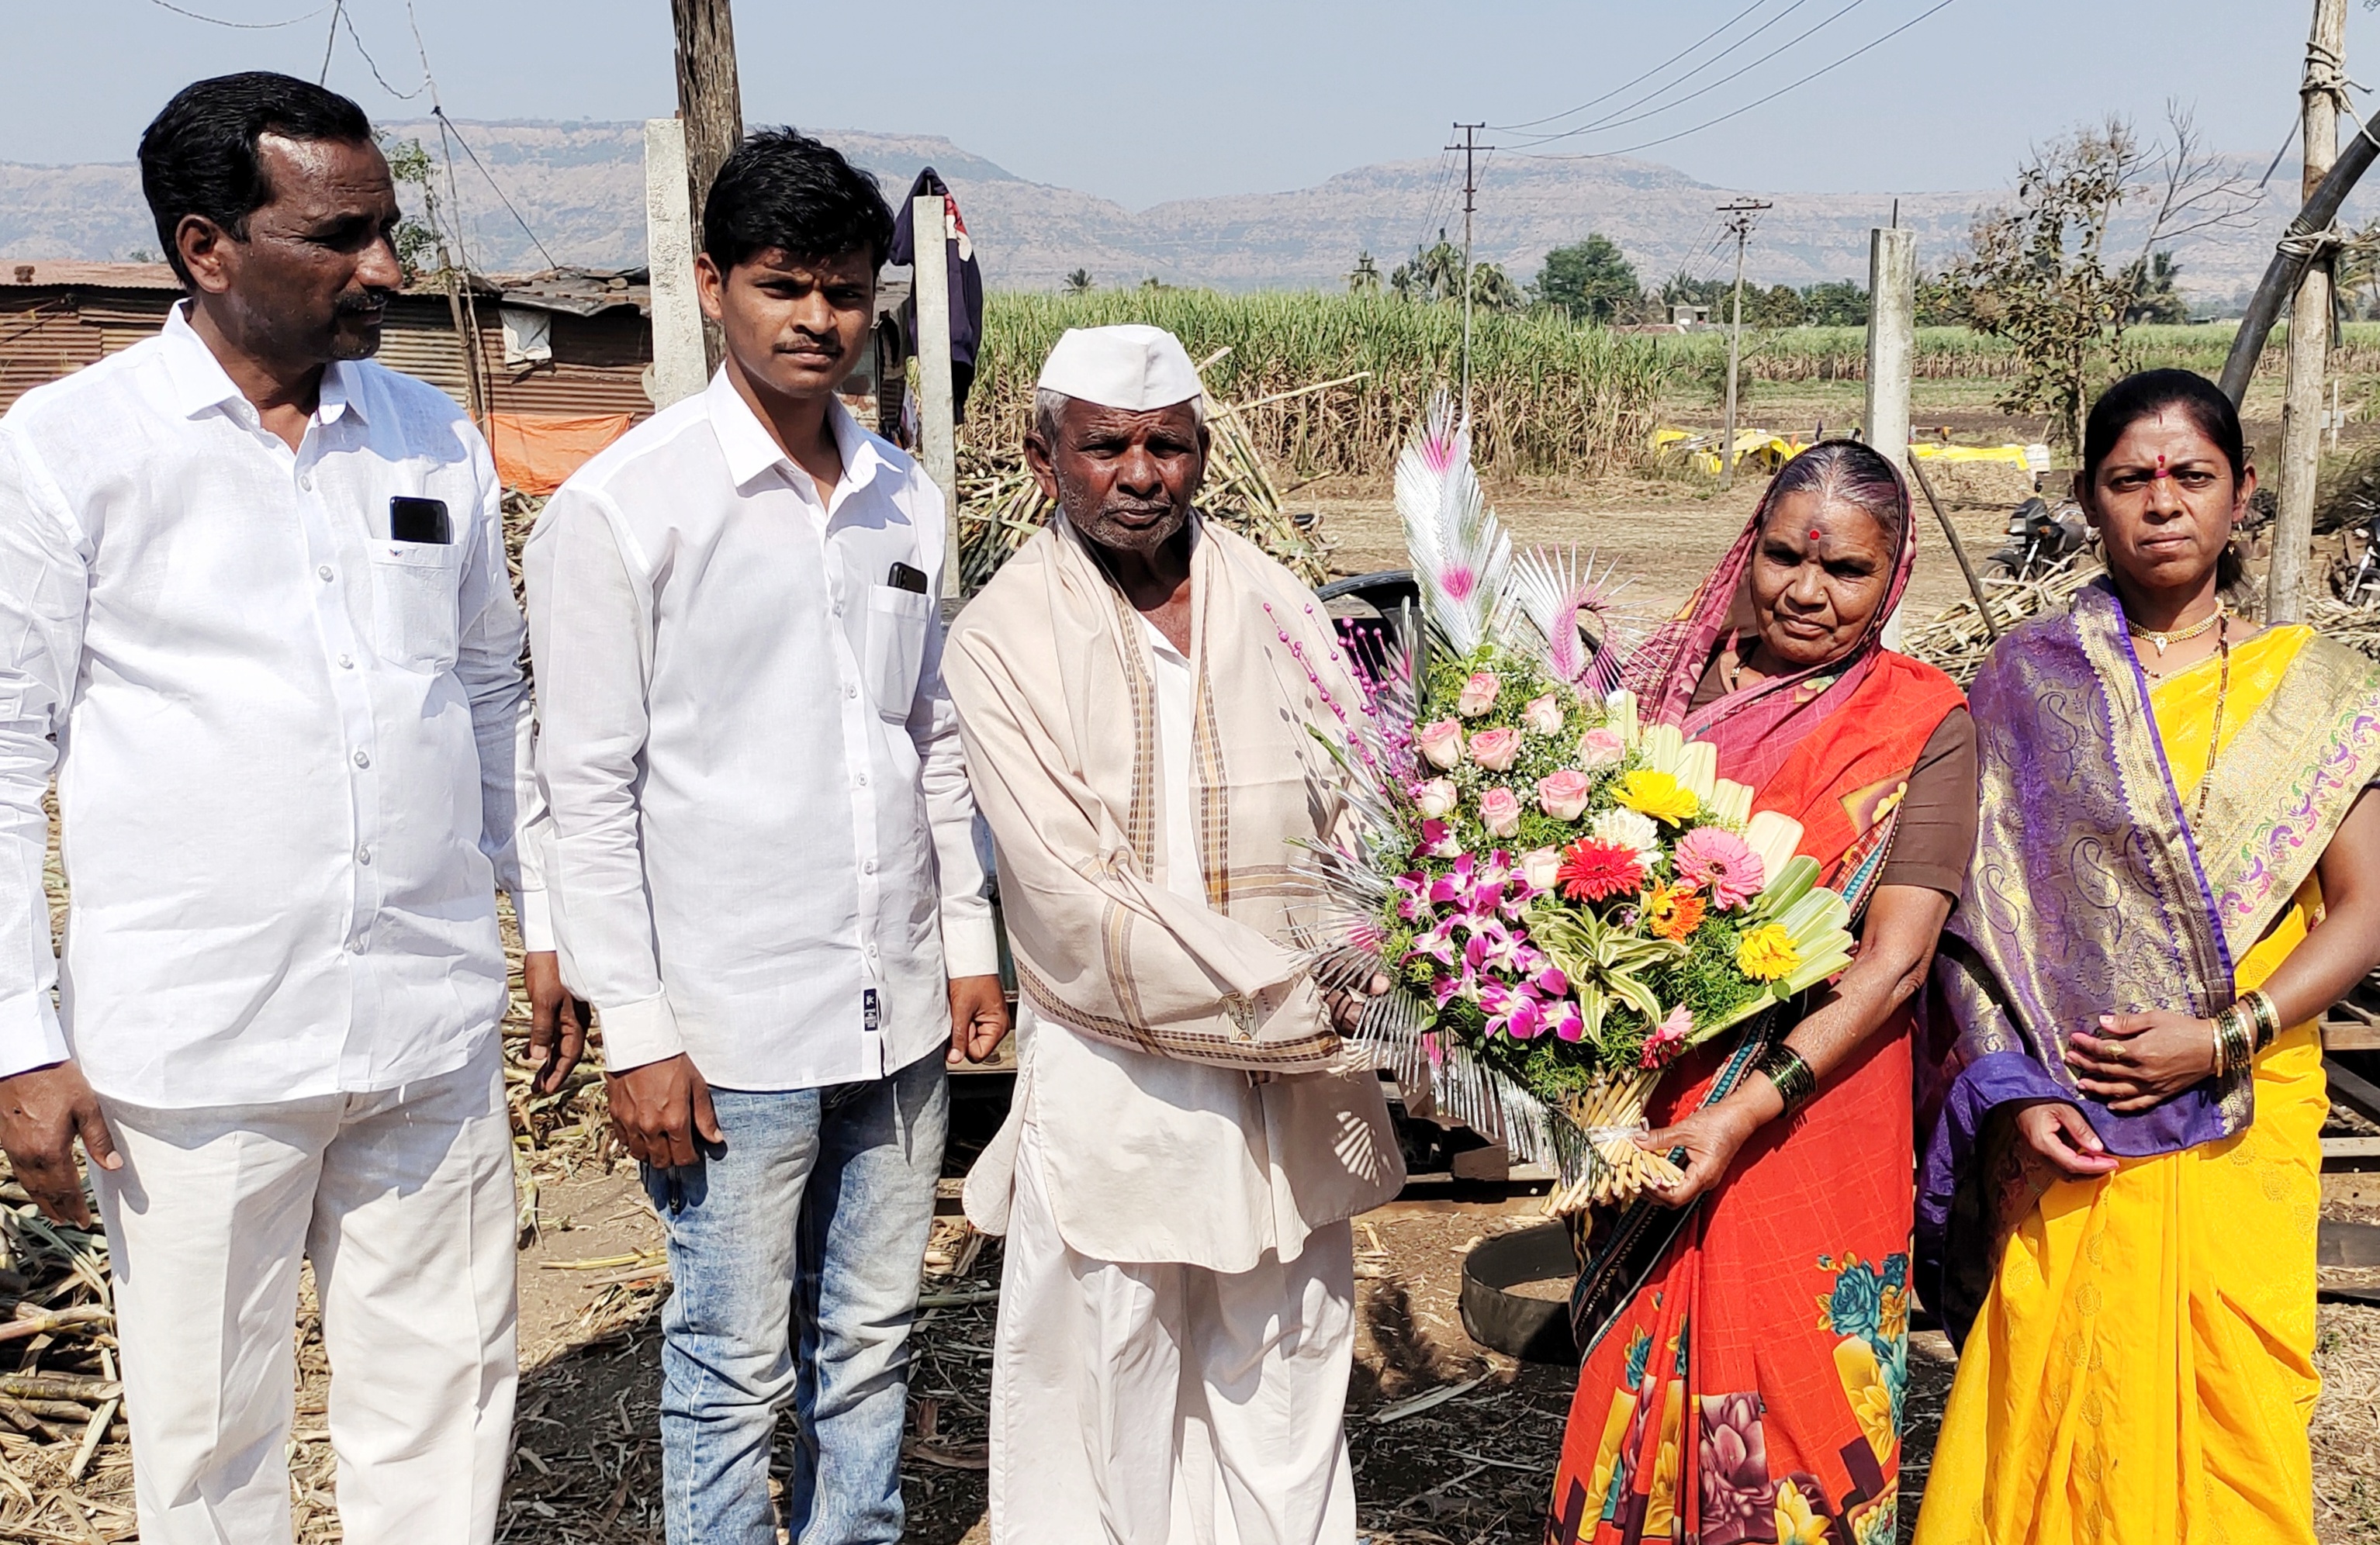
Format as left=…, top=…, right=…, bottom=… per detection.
left=863, top=584, right=933, bottom=718
left=368, top=540, right=466, bottom=673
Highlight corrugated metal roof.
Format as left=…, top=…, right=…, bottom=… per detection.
left=0, top=262, right=180, bottom=290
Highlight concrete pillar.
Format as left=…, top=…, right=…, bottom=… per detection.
left=642, top=118, right=709, bottom=410
left=1866, top=227, right=1917, bottom=647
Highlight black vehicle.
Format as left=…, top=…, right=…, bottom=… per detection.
left=1987, top=496, right=2091, bottom=582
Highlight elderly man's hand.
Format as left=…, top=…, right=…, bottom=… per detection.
left=0, top=1063, right=118, bottom=1228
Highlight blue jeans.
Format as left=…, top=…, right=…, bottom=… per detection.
left=643, top=1051, right=948, bottom=1545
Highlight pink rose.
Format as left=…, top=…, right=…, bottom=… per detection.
left=1417, top=719, right=1464, bottom=769
left=1576, top=726, right=1626, bottom=769
left=1457, top=671, right=1502, bottom=717
left=1520, top=846, right=1562, bottom=891
left=1469, top=727, right=1521, bottom=770
left=1522, top=693, right=1565, bottom=736
left=1536, top=769, right=1593, bottom=821
left=1414, top=777, right=1458, bottom=820
left=1479, top=787, right=1523, bottom=838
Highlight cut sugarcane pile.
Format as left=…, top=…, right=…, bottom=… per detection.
left=0, top=1189, right=136, bottom=1540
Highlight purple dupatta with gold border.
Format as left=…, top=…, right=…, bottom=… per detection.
left=1917, top=579, right=2380, bottom=1341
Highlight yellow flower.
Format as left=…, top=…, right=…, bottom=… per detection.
left=1615, top=769, right=1700, bottom=826
left=1776, top=1478, right=1832, bottom=1545
left=1878, top=1284, right=1909, bottom=1346
left=1642, top=881, right=1707, bottom=942
left=1832, top=1337, right=1897, bottom=1464
left=1736, top=922, right=1803, bottom=982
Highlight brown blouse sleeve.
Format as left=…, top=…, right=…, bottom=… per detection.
left=1876, top=707, right=1978, bottom=899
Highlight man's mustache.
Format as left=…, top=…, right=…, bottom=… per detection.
left=334, top=290, right=391, bottom=316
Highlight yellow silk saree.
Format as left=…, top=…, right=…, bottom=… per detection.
left=1916, top=623, right=2345, bottom=1545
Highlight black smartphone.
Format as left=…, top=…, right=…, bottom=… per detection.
left=886, top=561, right=929, bottom=595
left=389, top=496, right=451, bottom=545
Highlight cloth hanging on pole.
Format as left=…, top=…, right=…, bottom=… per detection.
left=890, top=168, right=984, bottom=422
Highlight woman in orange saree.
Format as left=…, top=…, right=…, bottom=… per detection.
left=1547, top=441, right=1972, bottom=1545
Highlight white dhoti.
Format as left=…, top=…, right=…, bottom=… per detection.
left=988, top=1122, right=1358, bottom=1545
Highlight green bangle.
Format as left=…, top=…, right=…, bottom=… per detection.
left=1756, top=1042, right=1818, bottom=1116
left=2242, top=989, right=2281, bottom=1051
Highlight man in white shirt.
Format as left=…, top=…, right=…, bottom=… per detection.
left=0, top=74, right=575, bottom=1544
left=944, top=326, right=1403, bottom=1544
left=525, top=130, right=1005, bottom=1545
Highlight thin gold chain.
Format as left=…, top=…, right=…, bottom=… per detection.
left=2128, top=600, right=2224, bottom=657
left=2191, top=611, right=2231, bottom=828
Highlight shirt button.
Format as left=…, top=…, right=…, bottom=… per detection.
left=352, top=750, right=369, bottom=768
left=317, top=565, right=334, bottom=582
left=863, top=859, right=877, bottom=874
left=846, top=685, right=858, bottom=700
left=855, top=772, right=868, bottom=787
left=337, top=653, right=355, bottom=669
left=299, top=474, right=313, bottom=492
left=356, top=846, right=372, bottom=866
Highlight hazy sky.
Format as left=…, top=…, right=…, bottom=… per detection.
left=7, top=0, right=2371, bottom=205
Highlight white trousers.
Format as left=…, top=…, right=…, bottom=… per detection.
left=988, top=1125, right=1358, bottom=1545
left=93, top=1046, right=517, bottom=1545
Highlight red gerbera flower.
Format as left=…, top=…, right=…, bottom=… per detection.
left=1555, top=838, right=1645, bottom=903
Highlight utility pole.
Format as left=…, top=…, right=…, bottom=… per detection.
left=1716, top=199, right=1771, bottom=492
left=1448, top=123, right=1491, bottom=423
left=2273, top=0, right=2348, bottom=624
left=670, top=0, right=742, bottom=372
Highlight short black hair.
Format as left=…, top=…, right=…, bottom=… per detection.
left=139, top=72, right=375, bottom=288
left=701, top=128, right=894, bottom=273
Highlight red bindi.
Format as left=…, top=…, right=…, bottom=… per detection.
left=1808, top=529, right=1824, bottom=541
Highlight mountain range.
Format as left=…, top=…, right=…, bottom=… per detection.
left=0, top=118, right=2336, bottom=302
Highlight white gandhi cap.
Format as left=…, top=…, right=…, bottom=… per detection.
left=1035, top=323, right=1203, bottom=412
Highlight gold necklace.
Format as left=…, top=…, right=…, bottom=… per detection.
left=2191, top=611, right=2231, bottom=828
left=2128, top=600, right=2226, bottom=657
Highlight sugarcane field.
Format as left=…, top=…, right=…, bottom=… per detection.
left=11, top=3, right=2380, bottom=1544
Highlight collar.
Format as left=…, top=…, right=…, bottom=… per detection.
left=704, top=366, right=884, bottom=500
left=158, top=300, right=368, bottom=427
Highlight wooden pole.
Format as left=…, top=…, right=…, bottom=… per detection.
left=642, top=117, right=708, bottom=409
left=2272, top=0, right=2348, bottom=624
left=435, top=239, right=486, bottom=433
left=669, top=0, right=742, bottom=373
left=912, top=193, right=960, bottom=570
left=1907, top=452, right=2001, bottom=642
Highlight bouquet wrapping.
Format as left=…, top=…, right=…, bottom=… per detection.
left=1305, top=403, right=1854, bottom=1212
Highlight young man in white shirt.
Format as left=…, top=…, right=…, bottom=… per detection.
left=525, top=130, right=1006, bottom=1545
left=0, top=74, right=580, bottom=1544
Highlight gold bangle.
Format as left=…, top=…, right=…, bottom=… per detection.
left=2208, top=1014, right=2228, bottom=1078
left=1756, top=1042, right=1818, bottom=1116
left=2217, top=1004, right=2254, bottom=1076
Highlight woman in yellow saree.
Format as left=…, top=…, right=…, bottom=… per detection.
left=1915, top=369, right=2380, bottom=1544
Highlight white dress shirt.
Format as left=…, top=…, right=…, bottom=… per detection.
left=0, top=303, right=536, bottom=1106
left=524, top=370, right=996, bottom=1090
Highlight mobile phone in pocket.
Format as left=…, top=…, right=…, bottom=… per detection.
left=389, top=496, right=451, bottom=545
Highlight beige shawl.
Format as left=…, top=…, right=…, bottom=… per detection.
left=946, top=514, right=1360, bottom=1070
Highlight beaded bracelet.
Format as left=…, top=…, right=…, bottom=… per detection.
left=1755, top=1042, right=1818, bottom=1117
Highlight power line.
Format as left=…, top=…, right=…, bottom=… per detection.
left=146, top=0, right=329, bottom=25
left=1510, top=0, right=1861, bottom=149
left=317, top=0, right=341, bottom=83
left=1493, top=0, right=1772, bottom=133
left=434, top=109, right=560, bottom=271
left=1510, top=0, right=1963, bottom=164
left=330, top=4, right=429, bottom=99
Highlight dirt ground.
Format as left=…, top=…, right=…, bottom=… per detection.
left=389, top=1145, right=2380, bottom=1545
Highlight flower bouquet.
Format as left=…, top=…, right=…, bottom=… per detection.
left=1306, top=403, right=1854, bottom=1212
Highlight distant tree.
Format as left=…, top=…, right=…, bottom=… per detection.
left=1955, top=109, right=2254, bottom=447
left=1064, top=268, right=1092, bottom=294
left=2118, top=250, right=2188, bottom=323
left=1535, top=234, right=1641, bottom=321
left=1347, top=251, right=1383, bottom=293
left=1801, top=280, right=1869, bottom=327
left=1469, top=261, right=1525, bottom=312
left=1659, top=272, right=1729, bottom=319
left=124, top=247, right=159, bottom=264
left=379, top=135, right=443, bottom=283
left=1745, top=283, right=1805, bottom=328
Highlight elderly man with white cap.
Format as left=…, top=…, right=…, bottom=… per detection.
left=944, top=323, right=1403, bottom=1542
